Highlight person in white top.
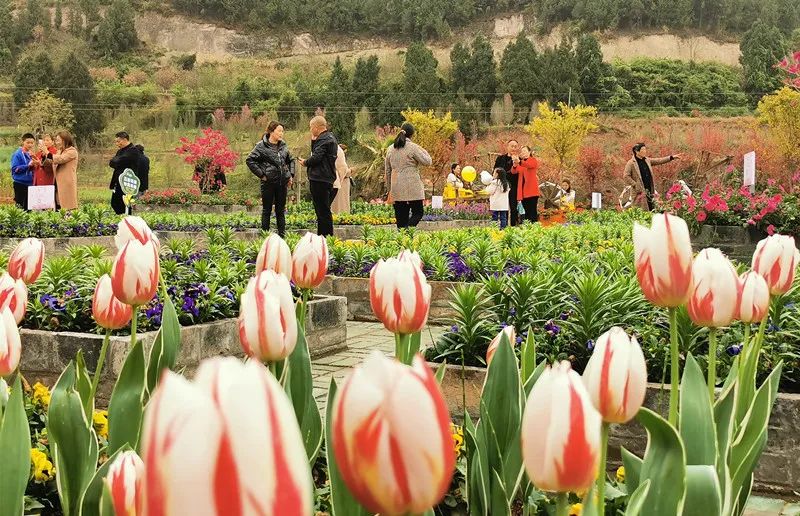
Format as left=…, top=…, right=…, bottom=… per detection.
left=332, top=144, right=352, bottom=214
left=485, top=167, right=511, bottom=229
left=554, top=179, right=576, bottom=210
left=447, top=163, right=464, bottom=189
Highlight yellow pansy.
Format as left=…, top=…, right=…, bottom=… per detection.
left=93, top=410, right=109, bottom=439
left=30, top=448, right=55, bottom=483
left=616, top=466, right=625, bottom=483
left=451, top=423, right=464, bottom=456
left=32, top=382, right=51, bottom=409
left=569, top=503, right=583, bottom=516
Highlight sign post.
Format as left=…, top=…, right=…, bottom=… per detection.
left=743, top=151, right=756, bottom=194
left=118, top=168, right=141, bottom=216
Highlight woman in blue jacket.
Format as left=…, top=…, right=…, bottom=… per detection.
left=10, top=133, right=38, bottom=210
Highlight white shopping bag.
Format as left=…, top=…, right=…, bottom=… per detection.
left=431, top=196, right=444, bottom=209
left=28, top=185, right=56, bottom=210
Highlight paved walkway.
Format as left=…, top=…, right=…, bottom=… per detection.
left=312, top=322, right=797, bottom=515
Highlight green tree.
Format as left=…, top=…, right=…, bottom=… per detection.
left=464, top=35, right=497, bottom=110
left=449, top=42, right=471, bottom=95
left=230, top=79, right=253, bottom=108
left=14, top=52, right=55, bottom=105
left=792, top=28, right=800, bottom=51
left=740, top=21, right=787, bottom=102
left=326, top=57, right=356, bottom=144
left=95, top=0, right=138, bottom=58
left=575, top=34, right=607, bottom=105
left=0, top=0, right=12, bottom=63
left=15, top=0, right=46, bottom=45
left=539, top=38, right=581, bottom=104
left=352, top=55, right=380, bottom=113
left=54, top=0, right=63, bottom=28
left=403, top=42, right=442, bottom=111
left=499, top=35, right=541, bottom=121
left=54, top=53, right=104, bottom=142
left=17, top=90, right=76, bottom=135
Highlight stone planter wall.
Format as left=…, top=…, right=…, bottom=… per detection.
left=692, top=225, right=779, bottom=263
left=319, top=276, right=467, bottom=324
left=19, top=295, right=347, bottom=404
left=433, top=363, right=800, bottom=496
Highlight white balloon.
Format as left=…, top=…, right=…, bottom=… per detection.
left=480, top=171, right=493, bottom=185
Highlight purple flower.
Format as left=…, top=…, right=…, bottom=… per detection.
left=40, top=294, right=66, bottom=312
left=501, top=322, right=508, bottom=328
left=515, top=336, right=523, bottom=344
left=559, top=311, right=569, bottom=321
left=145, top=302, right=164, bottom=326
left=726, top=344, right=742, bottom=356
left=445, top=252, right=472, bottom=281
left=587, top=339, right=595, bottom=350
left=509, top=308, right=517, bottom=316
left=182, top=297, right=200, bottom=318
left=450, top=324, right=459, bottom=333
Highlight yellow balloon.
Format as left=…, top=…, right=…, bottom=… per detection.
left=462, top=166, right=477, bottom=182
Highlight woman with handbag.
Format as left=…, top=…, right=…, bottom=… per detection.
left=246, top=121, right=295, bottom=238
left=332, top=144, right=352, bottom=214
left=385, top=123, right=432, bottom=229
left=51, top=131, right=79, bottom=211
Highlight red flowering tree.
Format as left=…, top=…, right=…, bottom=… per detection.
left=175, top=128, right=239, bottom=194
left=777, top=50, right=800, bottom=90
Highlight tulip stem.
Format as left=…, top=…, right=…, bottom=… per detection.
left=668, top=307, right=680, bottom=427
left=395, top=333, right=412, bottom=365
left=598, top=422, right=609, bottom=516
left=707, top=328, right=718, bottom=400
left=89, top=330, right=112, bottom=403
left=130, top=307, right=138, bottom=352
left=555, top=492, right=569, bottom=516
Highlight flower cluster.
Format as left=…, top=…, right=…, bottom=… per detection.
left=31, top=382, right=51, bottom=409
left=777, top=50, right=800, bottom=90
left=139, top=188, right=258, bottom=207
left=30, top=448, right=55, bottom=483
left=174, top=128, right=238, bottom=174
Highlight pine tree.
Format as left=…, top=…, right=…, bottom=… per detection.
left=54, top=0, right=63, bottom=29
left=403, top=42, right=442, bottom=111
left=14, top=52, right=55, bottom=105
left=352, top=55, right=380, bottom=112
left=54, top=53, right=104, bottom=142
left=499, top=35, right=540, bottom=121
left=449, top=42, right=471, bottom=95
left=68, top=1, right=84, bottom=37
left=575, top=34, right=607, bottom=105
left=326, top=57, right=356, bottom=144
left=230, top=79, right=253, bottom=108
left=464, top=35, right=497, bottom=110
left=0, top=0, right=13, bottom=50
left=95, top=0, right=138, bottom=58
left=740, top=21, right=787, bottom=103
left=539, top=38, right=582, bottom=104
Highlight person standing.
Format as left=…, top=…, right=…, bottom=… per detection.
left=33, top=133, right=58, bottom=188
left=555, top=180, right=576, bottom=211
left=624, top=143, right=681, bottom=211
left=10, top=133, right=38, bottom=210
left=515, top=145, right=541, bottom=224
left=385, top=123, right=432, bottom=229
left=109, top=132, right=141, bottom=215
left=134, top=144, right=150, bottom=194
left=51, top=131, right=79, bottom=211
left=493, top=139, right=521, bottom=226
left=486, top=167, right=510, bottom=229
left=246, top=121, right=295, bottom=238
left=299, top=116, right=338, bottom=237
left=332, top=144, right=352, bottom=214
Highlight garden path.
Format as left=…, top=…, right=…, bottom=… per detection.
left=310, top=322, right=799, bottom=515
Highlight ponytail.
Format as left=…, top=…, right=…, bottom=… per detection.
left=394, top=123, right=415, bottom=149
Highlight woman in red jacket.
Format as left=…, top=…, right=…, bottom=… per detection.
left=514, top=145, right=541, bottom=224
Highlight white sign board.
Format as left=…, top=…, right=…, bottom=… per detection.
left=28, top=185, right=56, bottom=210
left=431, top=196, right=444, bottom=209
left=591, top=192, right=602, bottom=210
left=743, top=151, right=756, bottom=188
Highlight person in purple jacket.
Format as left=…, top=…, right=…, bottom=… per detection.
left=10, top=133, right=38, bottom=211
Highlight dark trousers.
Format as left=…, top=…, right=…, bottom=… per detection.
left=394, top=200, right=424, bottom=229
left=492, top=210, right=508, bottom=229
left=508, top=175, right=520, bottom=226
left=310, top=180, right=334, bottom=237
left=111, top=189, right=127, bottom=215
left=330, top=188, right=338, bottom=206
left=261, top=181, right=288, bottom=237
left=13, top=182, right=29, bottom=211
left=521, top=197, right=539, bottom=224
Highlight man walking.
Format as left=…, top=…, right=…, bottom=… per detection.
left=109, top=132, right=141, bottom=215
left=134, top=144, right=150, bottom=195
left=493, top=139, right=521, bottom=226
left=299, top=116, right=338, bottom=237
left=10, top=133, right=38, bottom=211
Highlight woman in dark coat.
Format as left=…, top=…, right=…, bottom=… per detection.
left=246, top=121, right=295, bottom=237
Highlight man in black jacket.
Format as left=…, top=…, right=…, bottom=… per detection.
left=493, top=139, right=521, bottom=226
left=109, top=132, right=141, bottom=215
left=134, top=144, right=150, bottom=195
left=246, top=123, right=295, bottom=237
left=299, top=116, right=338, bottom=237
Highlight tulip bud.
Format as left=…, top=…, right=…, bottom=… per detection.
left=687, top=248, right=740, bottom=328
left=111, top=239, right=160, bottom=306
left=369, top=257, right=431, bottom=335
left=633, top=214, right=693, bottom=307
left=0, top=378, right=8, bottom=411
left=291, top=233, right=328, bottom=289
left=92, top=274, right=133, bottom=330
left=8, top=238, right=44, bottom=284
left=115, top=216, right=159, bottom=250
left=0, top=308, right=22, bottom=376
left=238, top=271, right=298, bottom=363
left=256, top=233, right=292, bottom=278
left=752, top=235, right=800, bottom=296
left=332, top=352, right=455, bottom=515
left=104, top=450, right=144, bottom=516
left=582, top=327, right=647, bottom=423
left=141, top=357, right=312, bottom=515
left=521, top=361, right=601, bottom=493
left=397, top=249, right=424, bottom=270
left=738, top=271, right=770, bottom=323
left=486, top=326, right=515, bottom=366
left=0, top=273, right=27, bottom=324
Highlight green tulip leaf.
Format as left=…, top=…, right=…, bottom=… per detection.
left=680, top=354, right=717, bottom=466
left=464, top=412, right=489, bottom=516
left=285, top=324, right=323, bottom=464
left=520, top=329, right=536, bottom=385
left=621, top=446, right=642, bottom=493
left=75, top=351, right=95, bottom=418
left=625, top=479, right=651, bottom=516
left=146, top=295, right=182, bottom=396
left=635, top=407, right=687, bottom=516
left=683, top=465, right=722, bottom=516
left=434, top=360, right=447, bottom=384
left=0, top=376, right=31, bottom=516
left=108, top=339, right=147, bottom=454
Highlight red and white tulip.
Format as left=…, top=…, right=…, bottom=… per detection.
left=752, top=235, right=800, bottom=296
left=292, top=233, right=328, bottom=290
left=369, top=256, right=431, bottom=335
left=582, top=327, right=647, bottom=424
left=331, top=352, right=455, bottom=515
left=92, top=274, right=133, bottom=330
left=7, top=237, right=44, bottom=284
left=115, top=216, right=159, bottom=250
left=141, top=357, right=312, bottom=516
left=521, top=361, right=601, bottom=493
left=687, top=248, right=740, bottom=327
left=633, top=213, right=694, bottom=307
left=0, top=273, right=27, bottom=324
left=0, top=308, right=21, bottom=376
left=486, top=325, right=515, bottom=366
left=397, top=249, right=423, bottom=270
left=104, top=450, right=144, bottom=516
left=738, top=271, right=770, bottom=324
left=238, top=271, right=298, bottom=363
left=111, top=239, right=160, bottom=306
left=256, top=233, right=292, bottom=278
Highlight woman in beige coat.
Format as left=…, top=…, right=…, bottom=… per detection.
left=385, top=123, right=432, bottom=229
left=51, top=131, right=79, bottom=210
left=623, top=143, right=680, bottom=211
left=332, top=144, right=352, bottom=214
